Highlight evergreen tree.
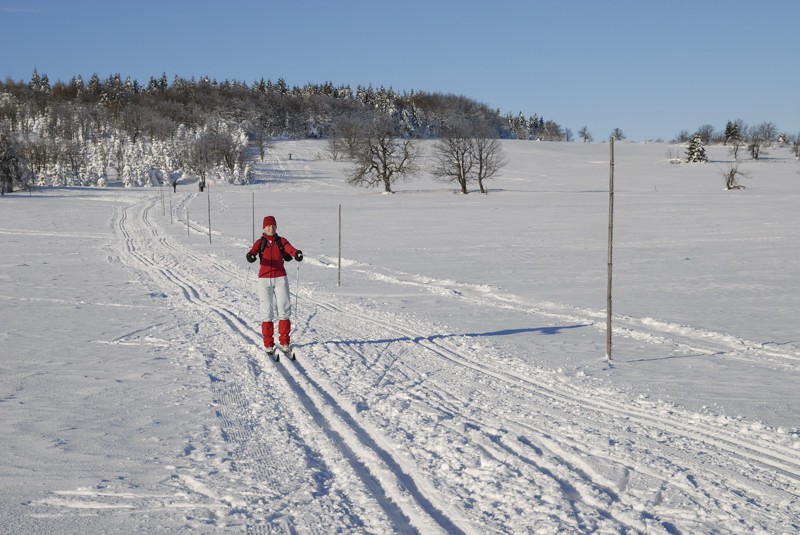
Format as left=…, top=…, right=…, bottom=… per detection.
left=528, top=114, right=539, bottom=139
left=71, top=76, right=84, bottom=96
left=29, top=69, right=50, bottom=92
left=686, top=133, right=708, bottom=163
left=29, top=69, right=41, bottom=91
left=724, top=121, right=740, bottom=145
left=86, top=73, right=102, bottom=96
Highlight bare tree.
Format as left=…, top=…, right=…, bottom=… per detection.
left=472, top=130, right=507, bottom=194
left=346, top=117, right=421, bottom=193
left=185, top=131, right=220, bottom=185
left=120, top=103, right=146, bottom=144
left=751, top=121, right=778, bottom=143
left=611, top=128, right=625, bottom=141
left=747, top=139, right=763, bottom=160
left=333, top=112, right=373, bottom=159
left=789, top=133, right=800, bottom=158
left=541, top=120, right=565, bottom=141
left=696, top=124, right=715, bottom=145
left=578, top=126, right=593, bottom=143
left=673, top=130, right=692, bottom=143
left=250, top=111, right=276, bottom=162
left=59, top=138, right=87, bottom=181
left=431, top=121, right=474, bottom=194
left=22, top=137, right=50, bottom=177
left=728, top=137, right=744, bottom=161
left=721, top=163, right=749, bottom=190
left=431, top=120, right=507, bottom=194
left=326, top=137, right=342, bottom=161
left=747, top=121, right=778, bottom=160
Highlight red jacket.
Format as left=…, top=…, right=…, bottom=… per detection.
left=248, top=234, right=299, bottom=278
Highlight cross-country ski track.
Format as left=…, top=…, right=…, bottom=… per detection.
left=27, top=189, right=799, bottom=534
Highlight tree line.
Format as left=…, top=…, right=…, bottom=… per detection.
left=0, top=70, right=562, bottom=194
left=3, top=71, right=796, bottom=195
left=674, top=120, right=800, bottom=160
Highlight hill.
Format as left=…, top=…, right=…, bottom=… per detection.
left=1, top=140, right=798, bottom=533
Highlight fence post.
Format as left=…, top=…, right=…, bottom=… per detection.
left=606, top=136, right=615, bottom=362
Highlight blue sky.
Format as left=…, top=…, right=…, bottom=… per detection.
left=2, top=0, right=798, bottom=142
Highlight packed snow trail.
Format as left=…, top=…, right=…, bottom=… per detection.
left=32, top=190, right=799, bottom=533
left=112, top=194, right=461, bottom=533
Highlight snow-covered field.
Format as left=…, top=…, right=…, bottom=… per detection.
left=1, top=140, right=798, bottom=533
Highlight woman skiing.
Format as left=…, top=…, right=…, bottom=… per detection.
left=246, top=215, right=303, bottom=358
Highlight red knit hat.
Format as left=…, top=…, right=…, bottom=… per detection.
left=263, top=215, right=277, bottom=227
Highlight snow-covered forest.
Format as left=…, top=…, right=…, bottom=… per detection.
left=3, top=72, right=798, bottom=195
left=0, top=71, right=564, bottom=192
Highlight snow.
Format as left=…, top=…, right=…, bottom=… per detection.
left=1, top=140, right=798, bottom=533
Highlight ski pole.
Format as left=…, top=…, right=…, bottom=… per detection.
left=243, top=264, right=252, bottom=289
left=293, top=262, right=300, bottom=320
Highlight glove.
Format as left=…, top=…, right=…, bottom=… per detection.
left=283, top=253, right=293, bottom=262
left=246, top=252, right=257, bottom=263
left=294, top=250, right=303, bottom=262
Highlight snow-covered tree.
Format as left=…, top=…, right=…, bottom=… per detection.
left=86, top=73, right=102, bottom=97
left=686, top=134, right=708, bottom=163
left=724, top=121, right=740, bottom=145
left=0, top=132, right=31, bottom=193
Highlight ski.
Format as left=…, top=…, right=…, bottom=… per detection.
left=278, top=345, right=296, bottom=361
left=265, top=347, right=280, bottom=362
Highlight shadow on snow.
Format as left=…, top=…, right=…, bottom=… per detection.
left=297, top=324, right=590, bottom=349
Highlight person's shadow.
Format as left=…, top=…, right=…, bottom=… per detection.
left=296, top=324, right=589, bottom=348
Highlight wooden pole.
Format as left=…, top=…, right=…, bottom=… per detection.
left=252, top=191, right=255, bottom=243
left=606, top=136, right=615, bottom=361
left=187, top=208, right=190, bottom=237
left=207, top=194, right=212, bottom=244
left=338, top=204, right=342, bottom=287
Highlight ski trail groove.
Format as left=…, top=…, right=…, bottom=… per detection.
left=116, top=194, right=463, bottom=533
left=110, top=192, right=799, bottom=533
left=314, top=299, right=800, bottom=481
left=299, top=295, right=800, bottom=532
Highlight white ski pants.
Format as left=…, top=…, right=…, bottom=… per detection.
left=257, top=276, right=291, bottom=322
